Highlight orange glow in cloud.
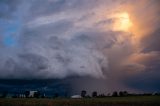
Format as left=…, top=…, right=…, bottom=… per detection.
left=112, top=12, right=133, bottom=32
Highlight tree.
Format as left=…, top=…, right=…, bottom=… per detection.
left=41, top=93, right=46, bottom=98
left=112, top=91, right=118, bottom=97
left=53, top=93, right=59, bottom=98
left=25, top=91, right=30, bottom=98
left=98, top=94, right=106, bottom=98
left=123, top=91, right=128, bottom=96
left=119, top=91, right=128, bottom=96
left=119, top=91, right=124, bottom=96
left=92, top=91, right=97, bottom=97
left=1, top=91, right=8, bottom=98
left=34, top=91, right=41, bottom=98
left=81, top=90, right=87, bottom=97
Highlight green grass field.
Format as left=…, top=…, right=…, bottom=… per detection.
left=0, top=96, right=160, bottom=106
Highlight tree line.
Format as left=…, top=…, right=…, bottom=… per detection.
left=0, top=90, right=160, bottom=98
left=80, top=90, right=160, bottom=98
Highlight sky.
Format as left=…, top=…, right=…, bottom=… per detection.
left=0, top=0, right=160, bottom=94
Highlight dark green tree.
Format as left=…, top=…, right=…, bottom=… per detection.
left=54, top=93, right=59, bottom=98
left=34, top=91, right=41, bottom=98
left=1, top=91, right=8, bottom=98
left=119, top=91, right=128, bottom=96
left=112, top=91, right=118, bottom=97
left=25, top=91, right=30, bottom=98
left=92, top=91, right=97, bottom=97
left=81, top=90, right=87, bottom=97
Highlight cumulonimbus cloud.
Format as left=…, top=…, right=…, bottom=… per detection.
left=0, top=0, right=160, bottom=83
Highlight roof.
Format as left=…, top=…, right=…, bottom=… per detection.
left=71, top=95, right=82, bottom=99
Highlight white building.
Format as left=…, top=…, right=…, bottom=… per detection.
left=28, top=91, right=38, bottom=97
left=71, top=95, right=82, bottom=99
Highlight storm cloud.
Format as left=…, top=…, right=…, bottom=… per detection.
left=0, top=0, right=160, bottom=92
left=0, top=0, right=110, bottom=79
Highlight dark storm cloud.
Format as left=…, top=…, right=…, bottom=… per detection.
left=0, top=79, right=71, bottom=96
left=124, top=71, right=160, bottom=91
left=22, top=20, right=73, bottom=39
left=122, top=52, right=160, bottom=90
left=0, top=0, right=111, bottom=79
left=0, top=53, right=48, bottom=79
left=142, top=29, right=160, bottom=52
left=29, top=0, right=99, bottom=18
left=0, top=0, right=21, bottom=19
left=0, top=0, right=160, bottom=93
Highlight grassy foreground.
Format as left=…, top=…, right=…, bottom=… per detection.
left=0, top=96, right=160, bottom=106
